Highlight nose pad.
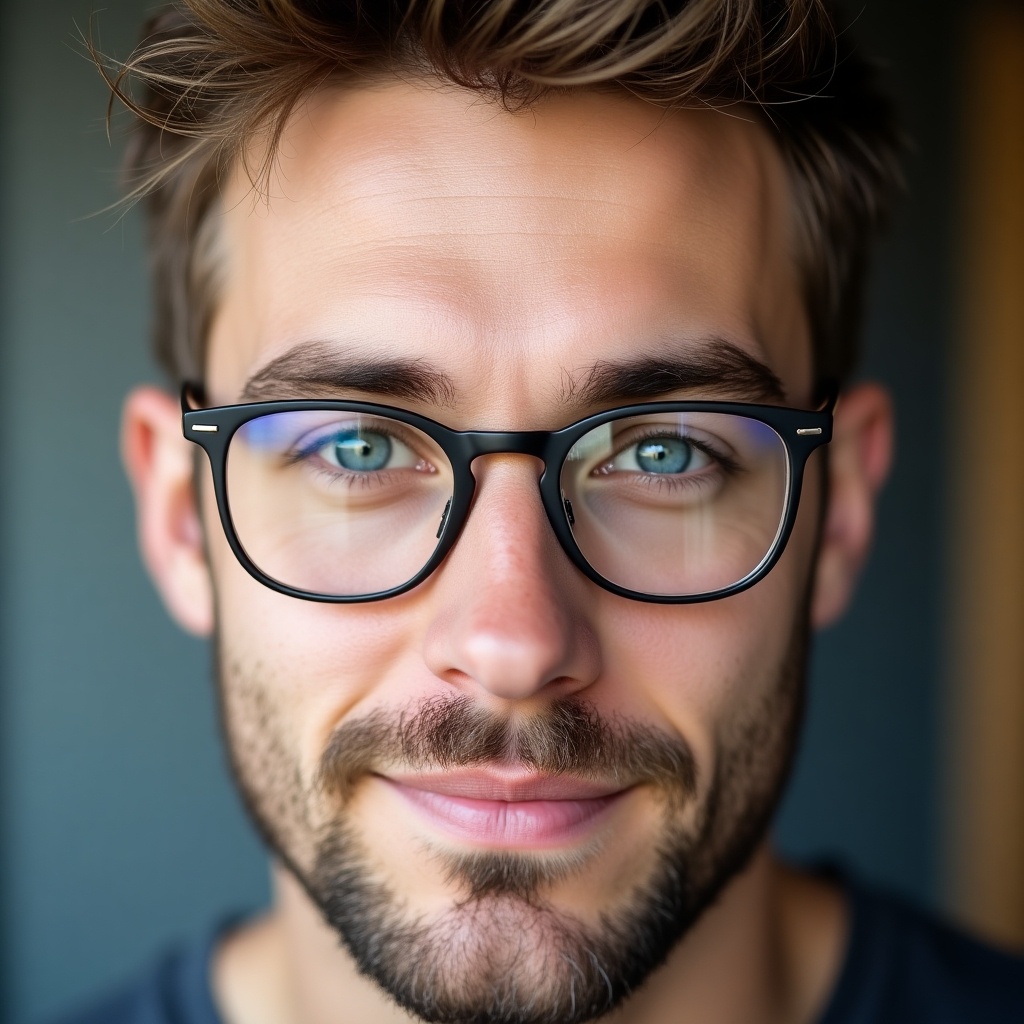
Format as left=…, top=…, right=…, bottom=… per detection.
left=422, top=458, right=600, bottom=703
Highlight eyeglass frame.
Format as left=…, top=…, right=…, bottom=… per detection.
left=181, top=383, right=835, bottom=605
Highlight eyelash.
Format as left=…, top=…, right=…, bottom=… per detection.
left=604, top=428, right=740, bottom=475
left=282, top=424, right=421, bottom=487
left=269, top=420, right=744, bottom=492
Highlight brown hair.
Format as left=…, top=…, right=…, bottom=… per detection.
left=94, top=0, right=902, bottom=387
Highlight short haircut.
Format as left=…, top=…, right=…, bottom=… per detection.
left=94, top=0, right=903, bottom=388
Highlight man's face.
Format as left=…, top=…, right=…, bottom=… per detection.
left=199, top=81, right=821, bottom=1022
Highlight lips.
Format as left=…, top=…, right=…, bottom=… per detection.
left=380, top=767, right=629, bottom=847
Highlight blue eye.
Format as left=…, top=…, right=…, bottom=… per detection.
left=245, top=412, right=434, bottom=481
left=606, top=435, right=710, bottom=475
left=634, top=437, right=694, bottom=474
left=328, top=430, right=393, bottom=471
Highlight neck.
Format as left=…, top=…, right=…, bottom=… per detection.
left=212, top=846, right=846, bottom=1024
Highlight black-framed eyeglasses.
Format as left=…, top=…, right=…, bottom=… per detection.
left=182, top=385, right=834, bottom=604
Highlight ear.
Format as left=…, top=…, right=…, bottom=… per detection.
left=811, top=383, right=894, bottom=629
left=122, top=387, right=214, bottom=636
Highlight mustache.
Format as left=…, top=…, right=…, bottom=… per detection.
left=315, top=693, right=697, bottom=804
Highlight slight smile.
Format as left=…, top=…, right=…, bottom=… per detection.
left=379, top=768, right=632, bottom=848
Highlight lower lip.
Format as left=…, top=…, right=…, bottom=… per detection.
left=383, top=780, right=623, bottom=848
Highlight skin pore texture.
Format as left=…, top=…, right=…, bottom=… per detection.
left=124, top=79, right=894, bottom=1024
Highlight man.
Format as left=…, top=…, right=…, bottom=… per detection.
left=64, top=0, right=1023, bottom=1021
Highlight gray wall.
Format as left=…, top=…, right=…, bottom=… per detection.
left=0, top=1, right=957, bottom=1021
left=0, top=5, right=269, bottom=1021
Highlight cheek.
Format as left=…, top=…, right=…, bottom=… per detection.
left=203, top=484, right=428, bottom=781
left=590, top=474, right=819, bottom=788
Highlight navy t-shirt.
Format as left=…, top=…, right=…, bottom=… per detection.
left=53, top=876, right=1024, bottom=1024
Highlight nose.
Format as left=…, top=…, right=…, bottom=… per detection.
left=421, top=456, right=601, bottom=703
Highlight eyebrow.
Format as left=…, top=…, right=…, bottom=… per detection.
left=240, top=336, right=786, bottom=410
left=241, top=341, right=458, bottom=407
left=564, top=338, right=787, bottom=406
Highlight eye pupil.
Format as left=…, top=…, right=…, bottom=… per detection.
left=635, top=437, right=692, bottom=474
left=334, top=431, right=391, bottom=471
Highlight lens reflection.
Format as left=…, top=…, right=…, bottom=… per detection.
left=561, top=412, right=789, bottom=596
left=226, top=410, right=453, bottom=596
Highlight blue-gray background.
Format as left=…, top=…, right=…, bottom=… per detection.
left=0, top=1, right=958, bottom=1020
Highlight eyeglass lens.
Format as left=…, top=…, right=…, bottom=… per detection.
left=227, top=411, right=454, bottom=596
left=560, top=412, right=788, bottom=597
left=224, top=409, right=789, bottom=599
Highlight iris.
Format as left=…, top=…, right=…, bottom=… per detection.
left=332, top=430, right=392, bottom=471
left=635, top=437, right=693, bottom=474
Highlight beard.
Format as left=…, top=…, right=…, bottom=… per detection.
left=215, top=608, right=809, bottom=1024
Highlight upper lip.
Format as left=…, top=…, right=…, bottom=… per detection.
left=381, top=766, right=628, bottom=802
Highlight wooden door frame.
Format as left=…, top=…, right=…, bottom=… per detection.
left=945, top=0, right=1024, bottom=948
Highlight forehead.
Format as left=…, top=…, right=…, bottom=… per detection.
left=207, top=79, right=811, bottom=419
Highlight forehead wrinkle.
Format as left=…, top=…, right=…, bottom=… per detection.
left=209, top=81, right=809, bottom=407
left=267, top=88, right=762, bottom=229
left=238, top=85, right=792, bottom=282
left=262, top=187, right=663, bottom=264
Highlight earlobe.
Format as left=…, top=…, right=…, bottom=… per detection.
left=810, top=383, right=894, bottom=629
left=122, top=387, right=214, bottom=636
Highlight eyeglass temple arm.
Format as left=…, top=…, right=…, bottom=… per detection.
left=181, top=382, right=207, bottom=413
left=815, top=379, right=840, bottom=414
